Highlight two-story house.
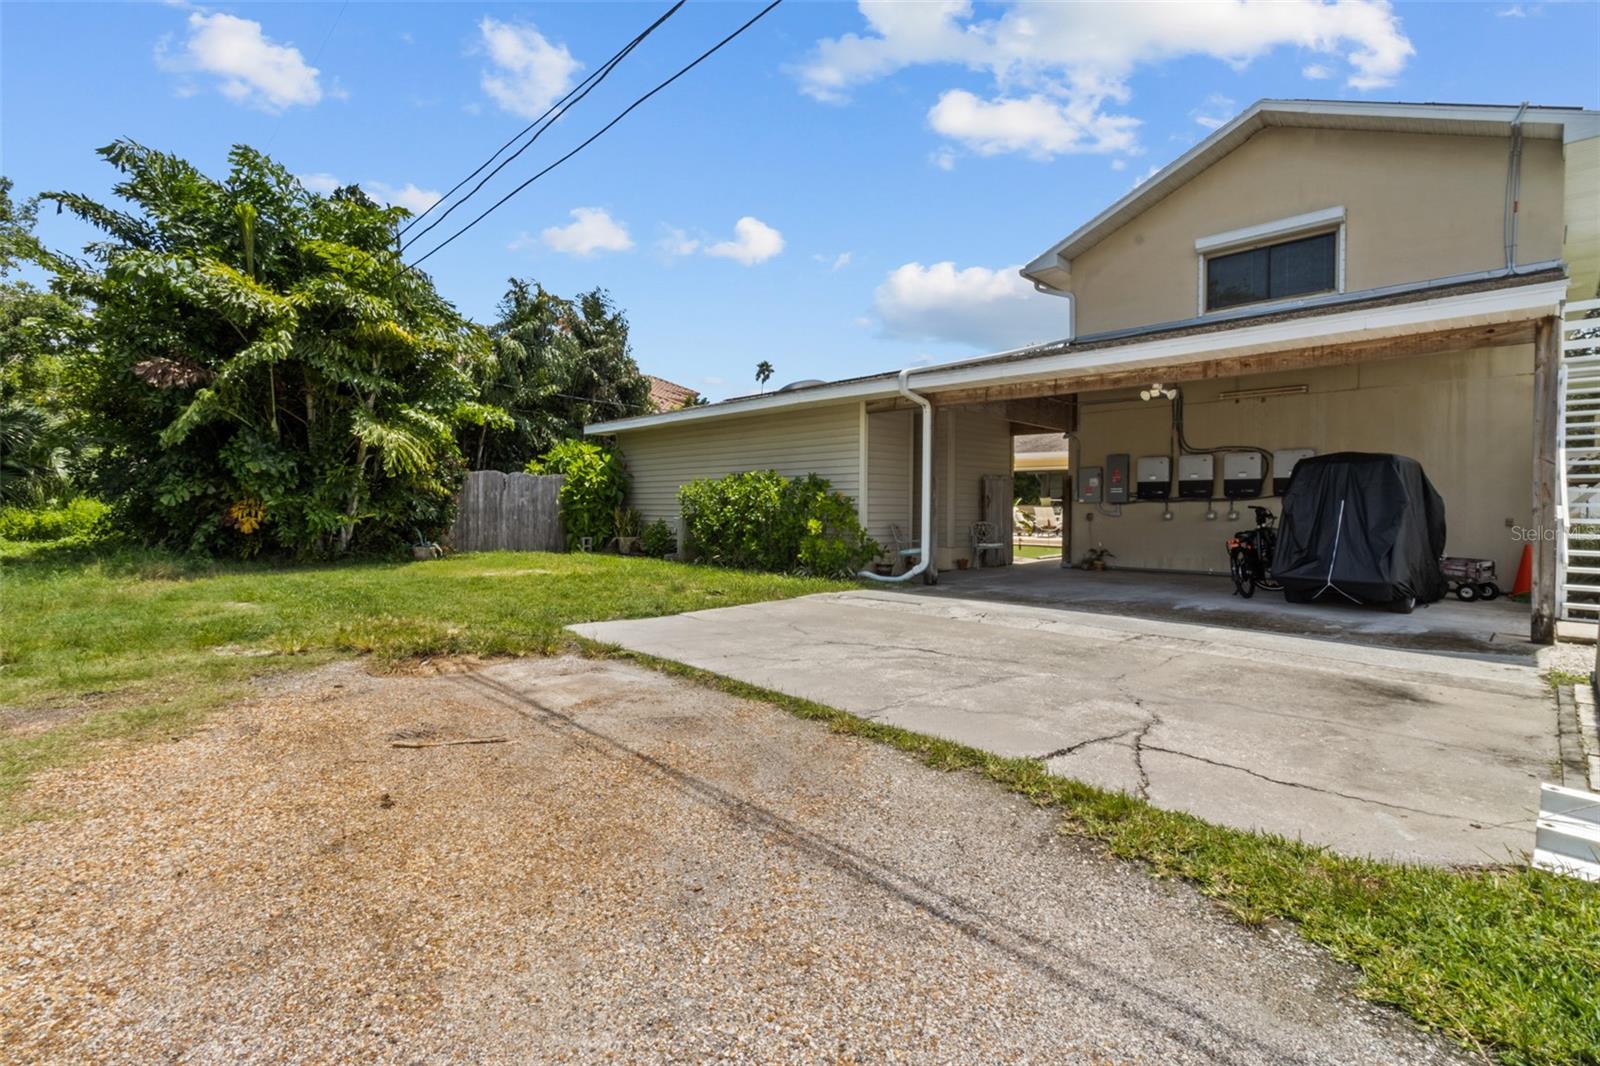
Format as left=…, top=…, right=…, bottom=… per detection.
left=585, top=100, right=1600, bottom=641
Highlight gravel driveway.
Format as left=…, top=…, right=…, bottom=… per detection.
left=1, top=657, right=1471, bottom=1064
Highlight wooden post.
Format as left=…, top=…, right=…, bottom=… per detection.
left=1532, top=315, right=1561, bottom=644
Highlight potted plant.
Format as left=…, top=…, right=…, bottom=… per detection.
left=612, top=507, right=643, bottom=555
left=955, top=557, right=971, bottom=570
left=411, top=528, right=442, bottom=561
left=1078, top=546, right=1114, bottom=571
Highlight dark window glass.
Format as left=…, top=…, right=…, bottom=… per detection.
left=1206, top=230, right=1336, bottom=311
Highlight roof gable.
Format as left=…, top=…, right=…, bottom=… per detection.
left=1022, top=99, right=1599, bottom=292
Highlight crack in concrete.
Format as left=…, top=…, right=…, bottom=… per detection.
left=1129, top=700, right=1160, bottom=801
left=1138, top=744, right=1469, bottom=822
left=1036, top=726, right=1144, bottom=761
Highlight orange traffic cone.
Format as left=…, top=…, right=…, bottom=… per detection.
left=1511, top=542, right=1533, bottom=597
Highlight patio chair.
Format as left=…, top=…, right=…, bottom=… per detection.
left=1030, top=506, right=1062, bottom=535
left=970, top=520, right=1006, bottom=568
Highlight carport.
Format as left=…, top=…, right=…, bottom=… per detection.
left=854, top=270, right=1568, bottom=640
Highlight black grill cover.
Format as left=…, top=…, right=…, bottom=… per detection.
left=1274, top=452, right=1447, bottom=607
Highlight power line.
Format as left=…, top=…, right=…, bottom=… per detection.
left=401, top=1, right=684, bottom=242
left=408, top=0, right=783, bottom=268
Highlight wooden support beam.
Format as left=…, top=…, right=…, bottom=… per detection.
left=996, top=396, right=1075, bottom=431
left=924, top=320, right=1538, bottom=407
left=1531, top=315, right=1561, bottom=644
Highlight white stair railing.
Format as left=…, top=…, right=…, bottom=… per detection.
left=1560, top=299, right=1600, bottom=620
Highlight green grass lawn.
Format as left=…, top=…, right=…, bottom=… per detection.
left=1014, top=544, right=1063, bottom=559
left=0, top=539, right=847, bottom=815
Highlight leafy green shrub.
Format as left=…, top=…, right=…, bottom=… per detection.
left=528, top=439, right=628, bottom=550
left=678, top=470, right=879, bottom=577
left=641, top=518, right=676, bottom=558
left=1013, top=471, right=1043, bottom=506
left=0, top=497, right=109, bottom=541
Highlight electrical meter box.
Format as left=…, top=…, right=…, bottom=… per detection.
left=1222, top=451, right=1265, bottom=499
left=1105, top=453, right=1130, bottom=504
left=1272, top=448, right=1314, bottom=496
left=1178, top=454, right=1214, bottom=500
left=1135, top=456, right=1171, bottom=500
left=1076, top=465, right=1103, bottom=504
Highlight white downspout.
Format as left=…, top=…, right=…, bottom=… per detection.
left=1032, top=282, right=1075, bottom=343
left=859, top=367, right=936, bottom=583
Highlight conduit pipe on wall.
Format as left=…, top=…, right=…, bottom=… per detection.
left=1505, top=100, right=1529, bottom=271
left=859, top=367, right=936, bottom=583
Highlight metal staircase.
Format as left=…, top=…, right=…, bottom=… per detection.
left=1560, top=298, right=1600, bottom=621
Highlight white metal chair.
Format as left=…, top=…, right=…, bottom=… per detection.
left=970, top=520, right=1006, bottom=568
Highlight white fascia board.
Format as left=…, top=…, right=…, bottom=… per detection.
left=1195, top=206, right=1345, bottom=253
left=910, top=277, right=1569, bottom=396
left=1022, top=99, right=1271, bottom=282
left=586, top=278, right=1568, bottom=435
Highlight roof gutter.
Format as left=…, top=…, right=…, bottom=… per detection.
left=857, top=368, right=935, bottom=584
left=1032, top=282, right=1075, bottom=343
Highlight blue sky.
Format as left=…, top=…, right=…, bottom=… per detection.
left=3, top=1, right=1597, bottom=400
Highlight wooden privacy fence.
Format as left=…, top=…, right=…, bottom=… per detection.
left=450, top=471, right=565, bottom=552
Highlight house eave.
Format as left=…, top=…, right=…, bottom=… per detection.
left=584, top=272, right=1568, bottom=435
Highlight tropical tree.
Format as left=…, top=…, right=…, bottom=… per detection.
left=462, top=277, right=651, bottom=471
left=44, top=141, right=494, bottom=556
left=0, top=178, right=90, bottom=504
left=755, top=359, right=774, bottom=393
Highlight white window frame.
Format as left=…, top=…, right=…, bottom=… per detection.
left=1195, top=206, right=1346, bottom=316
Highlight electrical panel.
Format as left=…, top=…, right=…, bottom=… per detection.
left=1222, top=451, right=1265, bottom=500
left=1136, top=456, right=1171, bottom=500
left=1272, top=448, right=1315, bottom=495
left=1105, top=453, right=1130, bottom=504
left=1178, top=454, right=1214, bottom=500
left=1076, top=465, right=1102, bottom=504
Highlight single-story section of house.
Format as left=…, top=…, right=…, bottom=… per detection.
left=587, top=100, right=1600, bottom=642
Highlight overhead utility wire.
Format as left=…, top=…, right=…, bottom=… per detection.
left=402, top=1, right=685, bottom=246
left=409, top=0, right=783, bottom=268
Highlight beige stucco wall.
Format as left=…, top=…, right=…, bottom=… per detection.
left=1565, top=134, right=1600, bottom=302
left=614, top=402, right=862, bottom=526
left=1069, top=127, right=1566, bottom=336
left=1067, top=345, right=1533, bottom=579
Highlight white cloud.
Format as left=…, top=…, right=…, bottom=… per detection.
left=813, top=251, right=853, bottom=270
left=1189, top=93, right=1236, bottom=131
left=797, top=1, right=1414, bottom=158
left=294, top=173, right=439, bottom=213
left=873, top=261, right=1068, bottom=349
left=657, top=226, right=701, bottom=258
left=479, top=17, right=581, bottom=119
left=929, top=89, right=1139, bottom=157
left=1132, top=163, right=1163, bottom=187
left=930, top=147, right=957, bottom=170
left=540, top=207, right=634, bottom=257
left=1302, top=62, right=1334, bottom=79
left=161, top=12, right=323, bottom=112
left=705, top=216, right=785, bottom=266
left=1110, top=158, right=1127, bottom=171
left=366, top=181, right=440, bottom=214
left=297, top=172, right=342, bottom=195
left=1496, top=4, right=1529, bottom=15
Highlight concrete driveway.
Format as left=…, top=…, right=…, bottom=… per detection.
left=574, top=584, right=1558, bottom=866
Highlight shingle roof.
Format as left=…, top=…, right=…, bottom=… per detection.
left=646, top=376, right=700, bottom=412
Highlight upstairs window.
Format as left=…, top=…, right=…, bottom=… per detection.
left=1205, top=231, right=1337, bottom=312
